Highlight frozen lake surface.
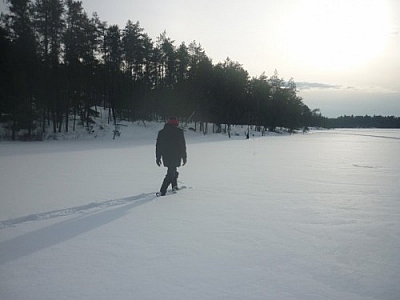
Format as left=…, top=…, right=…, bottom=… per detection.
left=1, top=127, right=399, bottom=299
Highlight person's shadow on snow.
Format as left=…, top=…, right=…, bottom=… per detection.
left=0, top=193, right=155, bottom=265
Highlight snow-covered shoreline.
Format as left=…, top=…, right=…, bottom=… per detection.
left=1, top=126, right=399, bottom=299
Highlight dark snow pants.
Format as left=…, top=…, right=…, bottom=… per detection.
left=160, top=167, right=179, bottom=194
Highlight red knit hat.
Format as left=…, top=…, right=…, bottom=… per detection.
left=166, top=117, right=179, bottom=126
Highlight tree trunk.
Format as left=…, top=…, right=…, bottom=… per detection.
left=52, top=109, right=56, bottom=133
left=73, top=108, right=76, bottom=131
left=65, top=107, right=69, bottom=132
left=203, top=122, right=208, bottom=135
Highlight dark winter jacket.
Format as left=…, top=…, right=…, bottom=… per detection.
left=156, top=124, right=187, bottom=167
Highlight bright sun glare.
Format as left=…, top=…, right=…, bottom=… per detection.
left=285, top=0, right=390, bottom=70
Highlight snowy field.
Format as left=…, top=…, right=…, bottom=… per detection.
left=0, top=125, right=399, bottom=300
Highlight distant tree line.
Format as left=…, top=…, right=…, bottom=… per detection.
left=313, top=114, right=400, bottom=129
left=0, top=0, right=321, bottom=140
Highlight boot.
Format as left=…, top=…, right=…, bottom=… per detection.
left=160, top=176, right=170, bottom=196
left=172, top=171, right=179, bottom=190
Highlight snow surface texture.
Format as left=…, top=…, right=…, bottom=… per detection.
left=1, top=125, right=399, bottom=300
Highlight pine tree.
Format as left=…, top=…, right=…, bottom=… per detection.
left=2, top=0, right=38, bottom=139
left=34, top=0, right=65, bottom=133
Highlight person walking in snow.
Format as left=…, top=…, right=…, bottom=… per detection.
left=156, top=117, right=187, bottom=196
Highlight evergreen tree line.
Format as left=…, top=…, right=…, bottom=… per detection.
left=0, top=0, right=317, bottom=140
left=313, top=114, right=400, bottom=129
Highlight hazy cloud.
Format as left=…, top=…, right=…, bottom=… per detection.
left=295, top=82, right=342, bottom=90
left=296, top=82, right=399, bottom=94
left=343, top=85, right=400, bottom=94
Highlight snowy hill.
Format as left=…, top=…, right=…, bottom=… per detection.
left=1, top=126, right=399, bottom=299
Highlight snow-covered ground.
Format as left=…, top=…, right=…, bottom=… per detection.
left=1, top=124, right=399, bottom=300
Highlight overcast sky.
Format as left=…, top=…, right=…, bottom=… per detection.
left=1, top=0, right=400, bottom=117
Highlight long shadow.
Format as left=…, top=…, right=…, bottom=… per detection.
left=0, top=193, right=155, bottom=228
left=0, top=193, right=155, bottom=265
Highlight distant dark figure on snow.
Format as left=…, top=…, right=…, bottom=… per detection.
left=156, top=117, right=187, bottom=196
